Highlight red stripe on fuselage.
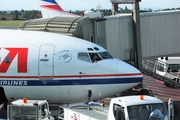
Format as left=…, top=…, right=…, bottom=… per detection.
left=41, top=5, right=63, bottom=12
left=0, top=73, right=142, bottom=79
left=40, top=5, right=78, bottom=17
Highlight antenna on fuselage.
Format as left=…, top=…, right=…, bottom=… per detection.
left=88, top=90, right=92, bottom=110
left=88, top=90, right=92, bottom=100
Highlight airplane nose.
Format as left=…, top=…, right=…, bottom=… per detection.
left=118, top=60, right=143, bottom=82
left=118, top=60, right=140, bottom=73
left=116, top=60, right=143, bottom=92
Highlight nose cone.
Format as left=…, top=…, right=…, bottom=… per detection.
left=115, top=60, right=143, bottom=93
left=118, top=60, right=143, bottom=83
left=118, top=60, right=140, bottom=73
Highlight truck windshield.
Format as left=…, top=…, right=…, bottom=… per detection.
left=157, top=63, right=165, bottom=72
left=127, top=103, right=168, bottom=120
left=8, top=106, right=37, bottom=120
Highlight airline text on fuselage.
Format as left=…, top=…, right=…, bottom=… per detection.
left=0, top=80, right=28, bottom=86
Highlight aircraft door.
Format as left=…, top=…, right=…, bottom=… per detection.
left=38, top=44, right=55, bottom=80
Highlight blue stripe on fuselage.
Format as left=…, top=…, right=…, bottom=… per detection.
left=41, top=0, right=57, bottom=4
left=0, top=77, right=142, bottom=86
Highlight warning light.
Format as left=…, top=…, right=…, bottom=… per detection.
left=140, top=95, right=144, bottom=100
left=23, top=98, right=27, bottom=104
left=81, top=11, right=85, bottom=16
left=33, top=103, right=38, bottom=106
left=7, top=102, right=11, bottom=105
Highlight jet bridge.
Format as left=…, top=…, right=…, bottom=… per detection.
left=18, top=16, right=92, bottom=41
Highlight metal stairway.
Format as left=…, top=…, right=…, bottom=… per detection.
left=142, top=58, right=180, bottom=88
left=18, top=16, right=91, bottom=40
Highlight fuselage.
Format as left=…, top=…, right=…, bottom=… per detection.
left=0, top=29, right=143, bottom=104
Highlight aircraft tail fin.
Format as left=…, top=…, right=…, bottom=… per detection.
left=40, top=0, right=79, bottom=18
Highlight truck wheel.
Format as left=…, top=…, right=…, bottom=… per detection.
left=164, top=82, right=170, bottom=87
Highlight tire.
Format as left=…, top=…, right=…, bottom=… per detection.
left=164, top=82, right=170, bottom=87
left=138, top=89, right=150, bottom=95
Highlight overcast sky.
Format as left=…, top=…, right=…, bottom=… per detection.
left=0, top=0, right=179, bottom=11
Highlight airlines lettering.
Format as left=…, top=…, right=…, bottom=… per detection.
left=0, top=48, right=28, bottom=73
left=0, top=80, right=28, bottom=86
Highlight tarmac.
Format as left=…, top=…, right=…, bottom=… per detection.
left=143, top=75, right=180, bottom=102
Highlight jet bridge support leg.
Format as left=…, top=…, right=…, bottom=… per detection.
left=111, top=3, right=118, bottom=15
left=132, top=2, right=142, bottom=71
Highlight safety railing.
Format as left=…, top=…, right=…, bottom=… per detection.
left=142, top=58, right=180, bottom=88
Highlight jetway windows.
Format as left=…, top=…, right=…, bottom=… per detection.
left=78, top=53, right=90, bottom=62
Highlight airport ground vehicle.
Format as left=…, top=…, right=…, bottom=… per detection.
left=156, top=57, right=180, bottom=86
left=7, top=98, right=54, bottom=120
left=58, top=95, right=174, bottom=120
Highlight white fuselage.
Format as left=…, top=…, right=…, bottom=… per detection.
left=0, top=29, right=143, bottom=104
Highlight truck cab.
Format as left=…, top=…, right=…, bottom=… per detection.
left=108, top=95, right=173, bottom=120
left=156, top=57, right=180, bottom=80
left=59, top=95, right=173, bottom=120
left=7, top=98, right=54, bottom=120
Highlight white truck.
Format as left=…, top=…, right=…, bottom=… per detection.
left=156, top=57, right=180, bottom=86
left=58, top=95, right=174, bottom=120
left=6, top=98, right=54, bottom=120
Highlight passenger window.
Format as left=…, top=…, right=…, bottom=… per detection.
left=78, top=53, right=90, bottom=62
left=6, top=56, right=10, bottom=63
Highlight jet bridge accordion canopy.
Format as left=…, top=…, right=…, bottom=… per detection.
left=18, top=16, right=91, bottom=40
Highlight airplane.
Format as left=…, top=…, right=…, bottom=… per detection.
left=0, top=29, right=143, bottom=104
left=40, top=0, right=79, bottom=18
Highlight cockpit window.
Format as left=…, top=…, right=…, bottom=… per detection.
left=78, top=53, right=90, bottom=62
left=94, top=47, right=99, bottom=51
left=98, top=52, right=113, bottom=59
left=89, top=53, right=102, bottom=63
left=87, top=48, right=94, bottom=51
left=78, top=51, right=113, bottom=63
